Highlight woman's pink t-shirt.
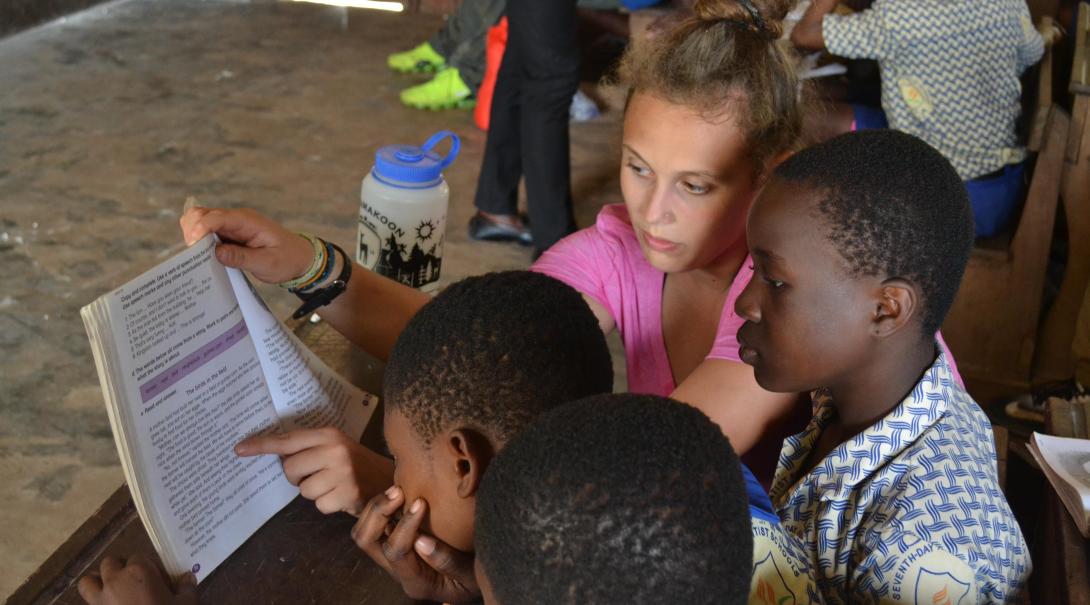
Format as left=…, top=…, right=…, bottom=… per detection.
left=532, top=204, right=962, bottom=396
left=532, top=204, right=751, bottom=396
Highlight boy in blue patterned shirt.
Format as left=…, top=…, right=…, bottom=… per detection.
left=735, top=130, right=1030, bottom=604
left=792, top=0, right=1044, bottom=237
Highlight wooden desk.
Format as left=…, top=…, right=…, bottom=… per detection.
left=1038, top=400, right=1090, bottom=605
left=8, top=321, right=416, bottom=605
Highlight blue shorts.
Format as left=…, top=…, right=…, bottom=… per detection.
left=850, top=104, right=1026, bottom=237
left=851, top=104, right=889, bottom=130
left=965, top=162, right=1026, bottom=237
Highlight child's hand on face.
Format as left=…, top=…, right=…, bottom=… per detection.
left=352, top=486, right=479, bottom=603
left=235, top=427, right=394, bottom=516
left=78, top=555, right=197, bottom=605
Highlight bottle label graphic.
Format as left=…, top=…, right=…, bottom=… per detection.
left=358, top=203, right=445, bottom=291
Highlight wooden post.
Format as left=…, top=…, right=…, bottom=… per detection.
left=1031, top=3, right=1090, bottom=386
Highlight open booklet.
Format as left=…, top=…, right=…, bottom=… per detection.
left=81, top=235, right=378, bottom=582
left=1028, top=432, right=1090, bottom=537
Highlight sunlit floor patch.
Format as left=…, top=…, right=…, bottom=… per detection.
left=287, top=0, right=404, bottom=13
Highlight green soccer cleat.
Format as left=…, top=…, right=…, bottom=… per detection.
left=387, top=42, right=446, bottom=74
left=399, top=68, right=476, bottom=110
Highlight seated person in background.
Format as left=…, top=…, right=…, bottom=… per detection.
left=791, top=0, right=1044, bottom=237
left=736, top=129, right=1030, bottom=603
left=474, top=393, right=755, bottom=605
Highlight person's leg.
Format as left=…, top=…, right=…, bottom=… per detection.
left=431, top=0, right=504, bottom=65
left=442, top=0, right=505, bottom=92
left=401, top=0, right=506, bottom=107
left=964, top=163, right=1026, bottom=238
left=472, top=37, right=527, bottom=238
left=508, top=0, right=580, bottom=252
left=392, top=0, right=502, bottom=75
left=848, top=103, right=887, bottom=131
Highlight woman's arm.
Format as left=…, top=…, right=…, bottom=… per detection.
left=181, top=207, right=430, bottom=361
left=791, top=0, right=839, bottom=51
left=670, top=358, right=800, bottom=456
left=579, top=293, right=617, bottom=335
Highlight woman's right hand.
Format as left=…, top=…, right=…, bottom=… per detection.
left=180, top=207, right=314, bottom=285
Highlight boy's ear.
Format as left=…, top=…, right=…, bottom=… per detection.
left=441, top=428, right=496, bottom=499
left=871, top=279, right=918, bottom=338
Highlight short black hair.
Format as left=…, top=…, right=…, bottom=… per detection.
left=384, top=271, right=613, bottom=445
left=774, top=129, right=974, bottom=334
left=476, top=394, right=752, bottom=605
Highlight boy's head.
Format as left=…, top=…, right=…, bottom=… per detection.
left=736, top=129, right=973, bottom=393
left=382, top=271, right=613, bottom=552
left=474, top=393, right=752, bottom=605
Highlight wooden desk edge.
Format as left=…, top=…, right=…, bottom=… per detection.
left=1044, top=400, right=1090, bottom=605
left=7, top=486, right=136, bottom=605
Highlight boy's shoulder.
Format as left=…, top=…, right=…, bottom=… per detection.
left=846, top=357, right=1029, bottom=602
left=775, top=355, right=1030, bottom=602
left=854, top=353, right=999, bottom=510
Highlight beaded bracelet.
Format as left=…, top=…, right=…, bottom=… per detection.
left=290, top=242, right=352, bottom=320
left=292, top=241, right=337, bottom=295
left=279, top=233, right=326, bottom=290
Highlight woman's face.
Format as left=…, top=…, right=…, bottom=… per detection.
left=621, top=92, right=761, bottom=274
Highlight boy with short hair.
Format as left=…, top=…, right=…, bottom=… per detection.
left=792, top=0, right=1044, bottom=237
left=474, top=393, right=754, bottom=605
left=346, top=270, right=614, bottom=602
left=735, top=129, right=1030, bottom=603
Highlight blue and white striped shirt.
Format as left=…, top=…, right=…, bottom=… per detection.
left=771, top=353, right=1030, bottom=604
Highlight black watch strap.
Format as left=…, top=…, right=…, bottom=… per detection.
left=291, top=242, right=352, bottom=320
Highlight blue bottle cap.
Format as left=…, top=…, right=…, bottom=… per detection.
left=373, top=130, right=460, bottom=185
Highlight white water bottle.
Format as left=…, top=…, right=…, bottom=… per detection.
left=357, top=131, right=460, bottom=293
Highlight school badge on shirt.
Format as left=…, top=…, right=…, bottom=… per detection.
left=886, top=545, right=976, bottom=605
left=897, top=77, right=934, bottom=120
left=749, top=517, right=819, bottom=605
left=752, top=551, right=797, bottom=605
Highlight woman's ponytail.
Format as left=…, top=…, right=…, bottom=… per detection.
left=617, top=0, right=803, bottom=171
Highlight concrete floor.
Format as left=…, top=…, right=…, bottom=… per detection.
left=0, top=0, right=625, bottom=596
